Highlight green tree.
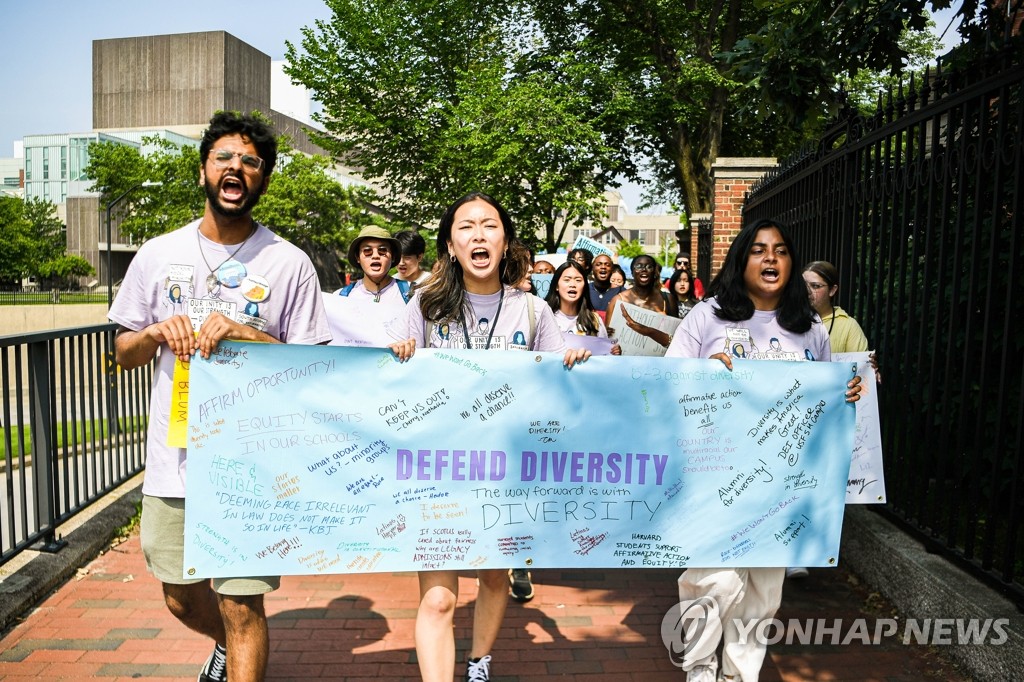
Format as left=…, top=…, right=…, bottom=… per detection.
left=843, top=15, right=944, bottom=115
left=616, top=239, right=646, bottom=259
left=0, top=196, right=34, bottom=285
left=530, top=0, right=941, bottom=216
left=85, top=132, right=404, bottom=289
left=255, top=141, right=406, bottom=289
left=85, top=136, right=204, bottom=242
left=288, top=0, right=938, bottom=225
left=285, top=0, right=628, bottom=253
left=0, top=196, right=94, bottom=289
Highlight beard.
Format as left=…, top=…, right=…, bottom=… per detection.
left=204, top=174, right=262, bottom=218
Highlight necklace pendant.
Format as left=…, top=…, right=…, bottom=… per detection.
left=206, top=273, right=219, bottom=290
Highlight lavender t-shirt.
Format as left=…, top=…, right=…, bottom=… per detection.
left=666, top=298, right=830, bottom=362
left=109, top=219, right=331, bottom=497
left=553, top=310, right=609, bottom=338
left=407, top=286, right=566, bottom=352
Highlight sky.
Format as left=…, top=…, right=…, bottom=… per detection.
left=0, top=1, right=963, bottom=214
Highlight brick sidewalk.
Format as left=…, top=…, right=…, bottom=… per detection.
left=0, top=531, right=967, bottom=681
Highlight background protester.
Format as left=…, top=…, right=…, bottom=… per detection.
left=323, top=226, right=411, bottom=347
left=610, top=263, right=628, bottom=289
left=667, top=267, right=699, bottom=319
left=568, top=247, right=594, bottom=276
left=395, top=229, right=432, bottom=289
left=673, top=253, right=705, bottom=298
left=802, top=260, right=870, bottom=354
left=665, top=219, right=861, bottom=682
left=589, top=253, right=624, bottom=317
left=406, top=192, right=588, bottom=682
left=607, top=254, right=678, bottom=350
left=545, top=260, right=621, bottom=355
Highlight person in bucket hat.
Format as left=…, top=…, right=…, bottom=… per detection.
left=346, top=225, right=402, bottom=273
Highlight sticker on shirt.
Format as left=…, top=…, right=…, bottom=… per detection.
left=467, top=316, right=507, bottom=350
left=724, top=327, right=754, bottom=358
left=237, top=312, right=268, bottom=332
left=724, top=327, right=802, bottom=361
left=240, top=274, right=270, bottom=303
left=217, top=260, right=247, bottom=288
left=168, top=264, right=195, bottom=282
left=508, top=330, right=529, bottom=350
left=188, top=298, right=237, bottom=332
left=750, top=337, right=802, bottom=361
left=164, top=279, right=193, bottom=316
left=163, top=265, right=194, bottom=316
left=429, top=321, right=457, bottom=348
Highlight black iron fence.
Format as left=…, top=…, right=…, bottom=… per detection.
left=1, top=324, right=152, bottom=564
left=0, top=291, right=107, bottom=306
left=744, top=38, right=1024, bottom=603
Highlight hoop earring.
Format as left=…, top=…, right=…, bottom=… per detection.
left=450, top=254, right=456, bottom=263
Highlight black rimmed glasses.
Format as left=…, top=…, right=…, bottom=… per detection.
left=632, top=262, right=655, bottom=273
left=210, top=149, right=264, bottom=172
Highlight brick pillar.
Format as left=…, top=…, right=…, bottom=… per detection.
left=709, top=157, right=778, bottom=276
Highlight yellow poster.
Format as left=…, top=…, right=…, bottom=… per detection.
left=167, top=356, right=190, bottom=447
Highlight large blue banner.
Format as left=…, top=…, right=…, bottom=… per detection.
left=183, top=342, right=855, bottom=577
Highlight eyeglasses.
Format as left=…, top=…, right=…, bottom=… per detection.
left=675, top=260, right=689, bottom=267
left=361, top=245, right=392, bottom=257
left=632, top=262, right=655, bottom=272
left=806, top=282, right=828, bottom=290
left=210, top=149, right=264, bottom=171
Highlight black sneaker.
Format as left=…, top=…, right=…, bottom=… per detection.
left=509, top=568, right=534, bottom=602
left=198, top=643, right=227, bottom=682
left=465, top=654, right=491, bottom=682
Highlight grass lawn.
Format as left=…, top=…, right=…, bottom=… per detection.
left=0, top=417, right=147, bottom=461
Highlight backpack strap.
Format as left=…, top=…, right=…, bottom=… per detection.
left=338, top=282, right=356, bottom=297
left=527, top=293, right=536, bottom=349
left=397, top=279, right=412, bottom=303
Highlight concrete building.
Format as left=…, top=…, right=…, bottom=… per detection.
left=569, top=191, right=686, bottom=265
left=0, top=150, right=23, bottom=197
left=20, top=30, right=357, bottom=294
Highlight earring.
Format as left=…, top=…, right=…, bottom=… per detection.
left=450, top=254, right=456, bottom=263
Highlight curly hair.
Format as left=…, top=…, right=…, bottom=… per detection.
left=199, top=111, right=278, bottom=175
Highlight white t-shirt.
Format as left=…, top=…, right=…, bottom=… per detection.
left=407, top=286, right=566, bottom=352
left=323, top=279, right=410, bottom=347
left=108, top=219, right=331, bottom=497
left=666, top=298, right=830, bottom=362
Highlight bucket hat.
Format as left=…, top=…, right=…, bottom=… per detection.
left=347, top=226, right=401, bottom=269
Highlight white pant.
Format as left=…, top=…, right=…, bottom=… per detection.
left=677, top=567, right=785, bottom=682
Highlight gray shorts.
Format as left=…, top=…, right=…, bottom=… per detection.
left=140, top=495, right=279, bottom=596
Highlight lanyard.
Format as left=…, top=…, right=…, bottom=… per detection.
left=461, top=287, right=505, bottom=349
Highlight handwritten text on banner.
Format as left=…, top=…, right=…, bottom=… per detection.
left=184, top=343, right=855, bottom=577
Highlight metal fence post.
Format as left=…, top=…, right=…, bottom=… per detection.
left=28, top=339, right=67, bottom=553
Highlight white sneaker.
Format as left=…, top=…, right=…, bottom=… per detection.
left=786, top=566, right=809, bottom=579
left=465, top=654, right=491, bottom=682
left=686, top=663, right=717, bottom=682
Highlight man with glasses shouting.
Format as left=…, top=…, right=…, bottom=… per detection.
left=109, top=111, right=331, bottom=682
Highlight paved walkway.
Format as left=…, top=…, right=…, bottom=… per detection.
left=0, top=531, right=968, bottom=681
